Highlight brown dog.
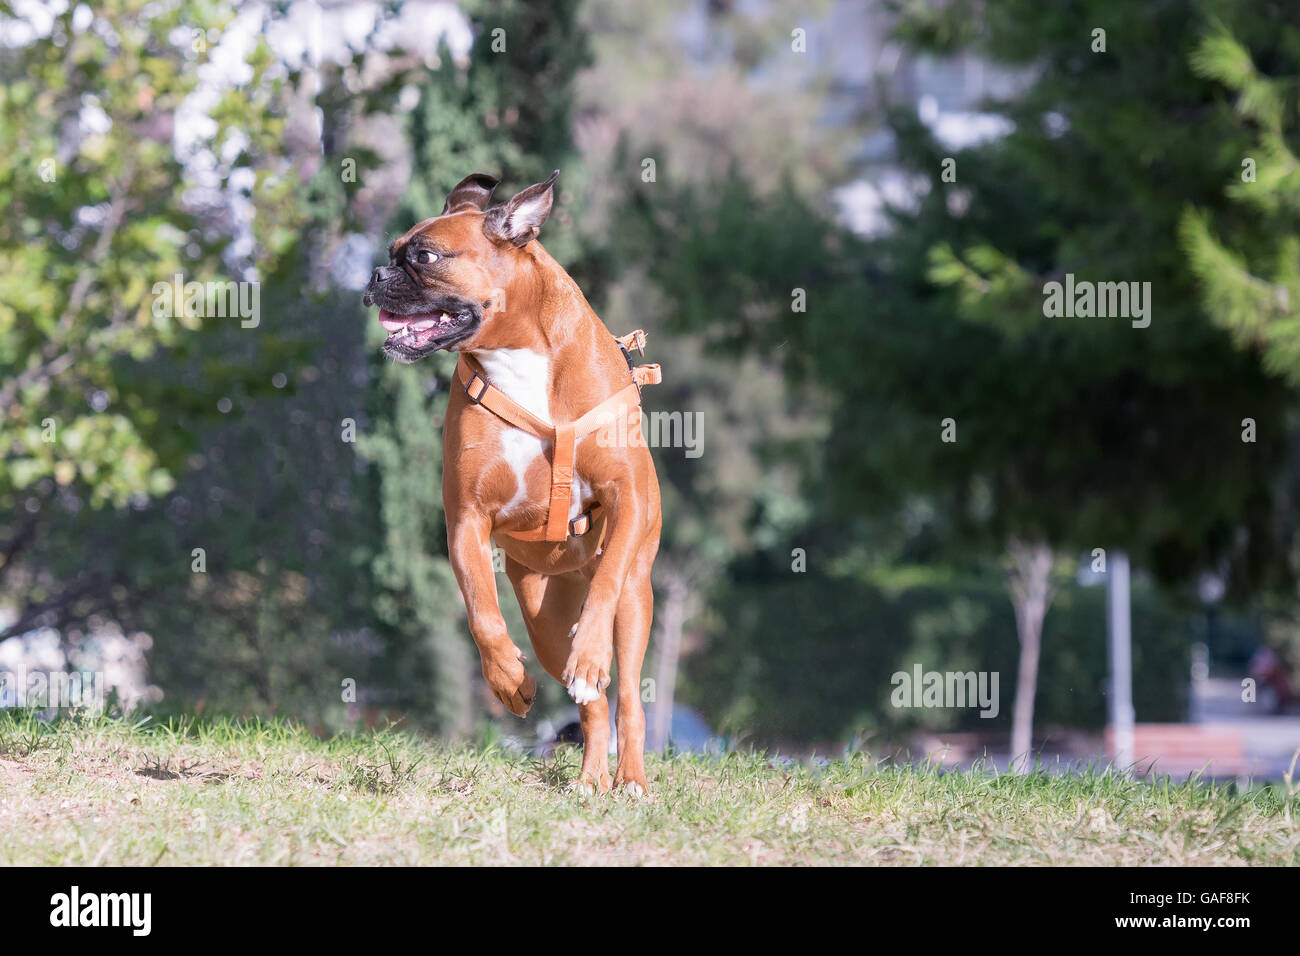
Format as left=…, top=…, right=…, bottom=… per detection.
left=363, top=171, right=662, bottom=794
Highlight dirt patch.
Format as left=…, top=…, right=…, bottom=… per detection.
left=0, top=758, right=34, bottom=788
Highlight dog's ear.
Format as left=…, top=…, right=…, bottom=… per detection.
left=441, top=173, right=499, bottom=215
left=483, top=170, right=559, bottom=246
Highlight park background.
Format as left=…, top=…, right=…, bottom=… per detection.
left=3, top=0, right=1300, bottom=777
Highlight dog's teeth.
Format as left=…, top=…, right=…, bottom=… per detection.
left=410, top=319, right=438, bottom=331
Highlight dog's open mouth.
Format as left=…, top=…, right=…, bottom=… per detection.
left=381, top=309, right=459, bottom=346
left=378, top=307, right=477, bottom=362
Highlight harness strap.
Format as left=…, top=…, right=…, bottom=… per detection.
left=459, top=363, right=554, bottom=438
left=633, top=364, right=661, bottom=386
left=616, top=329, right=647, bottom=353
left=455, top=331, right=656, bottom=543
left=546, top=421, right=577, bottom=541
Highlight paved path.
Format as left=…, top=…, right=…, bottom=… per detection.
left=1191, top=677, right=1300, bottom=780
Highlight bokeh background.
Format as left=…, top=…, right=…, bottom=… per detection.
left=4, top=0, right=1300, bottom=772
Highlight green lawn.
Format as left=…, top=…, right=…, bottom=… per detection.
left=1, top=713, right=1296, bottom=865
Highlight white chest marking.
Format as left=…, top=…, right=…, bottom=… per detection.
left=472, top=347, right=594, bottom=521
left=473, top=348, right=551, bottom=516
left=473, top=347, right=551, bottom=421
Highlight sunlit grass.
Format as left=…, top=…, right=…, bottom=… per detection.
left=0, top=711, right=1295, bottom=865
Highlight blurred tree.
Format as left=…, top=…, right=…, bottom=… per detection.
left=576, top=0, right=857, bottom=745
left=1179, top=10, right=1300, bottom=694
left=0, top=0, right=304, bottom=640
left=636, top=0, right=1298, bottom=762
left=0, top=0, right=608, bottom=734
left=610, top=168, right=835, bottom=744
left=110, top=271, right=379, bottom=725
left=695, top=553, right=1189, bottom=744
left=877, top=0, right=1298, bottom=764
left=1181, top=13, right=1300, bottom=382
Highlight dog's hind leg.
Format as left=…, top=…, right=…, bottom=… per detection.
left=611, top=531, right=659, bottom=796
left=505, top=558, right=611, bottom=791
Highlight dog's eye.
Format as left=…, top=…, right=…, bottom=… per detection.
left=415, top=250, right=439, bottom=265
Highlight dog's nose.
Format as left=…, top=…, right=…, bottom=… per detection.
left=371, top=267, right=383, bottom=285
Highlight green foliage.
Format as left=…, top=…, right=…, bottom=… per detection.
left=614, top=0, right=1300, bottom=749
left=647, top=0, right=1297, bottom=594
left=869, top=0, right=1295, bottom=586
left=688, top=547, right=1188, bottom=744
left=0, top=0, right=303, bottom=514
left=1182, top=13, right=1300, bottom=383
left=0, top=1, right=601, bottom=734
left=401, top=0, right=592, bottom=264
left=9, top=0, right=1296, bottom=752
left=0, top=0, right=319, bottom=679
left=358, top=345, right=472, bottom=733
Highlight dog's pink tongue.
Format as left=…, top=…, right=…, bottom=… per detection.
left=378, top=310, right=407, bottom=332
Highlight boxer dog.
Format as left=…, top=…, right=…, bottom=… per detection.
left=363, top=171, right=662, bottom=795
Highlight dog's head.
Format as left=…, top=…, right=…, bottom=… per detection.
left=364, top=171, right=558, bottom=363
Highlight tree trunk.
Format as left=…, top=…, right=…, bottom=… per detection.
left=1006, top=539, right=1056, bottom=773
left=647, top=570, right=689, bottom=752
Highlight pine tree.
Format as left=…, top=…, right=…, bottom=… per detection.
left=1181, top=15, right=1300, bottom=382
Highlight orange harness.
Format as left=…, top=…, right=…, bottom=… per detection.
left=456, top=330, right=661, bottom=543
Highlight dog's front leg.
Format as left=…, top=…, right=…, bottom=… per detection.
left=448, top=511, right=536, bottom=716
left=562, top=482, right=647, bottom=704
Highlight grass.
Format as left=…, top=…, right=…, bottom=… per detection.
left=1, top=711, right=1297, bottom=865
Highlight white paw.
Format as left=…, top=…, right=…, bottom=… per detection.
left=623, top=781, right=645, bottom=798
left=567, top=676, right=601, bottom=705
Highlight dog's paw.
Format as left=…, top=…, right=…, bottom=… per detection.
left=566, top=675, right=602, bottom=705
left=568, top=772, right=611, bottom=795
left=482, top=650, right=535, bottom=717
left=561, top=632, right=610, bottom=706
left=613, top=770, right=649, bottom=798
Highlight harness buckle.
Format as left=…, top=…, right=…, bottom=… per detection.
left=569, top=512, right=592, bottom=537
left=464, top=374, right=489, bottom=405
